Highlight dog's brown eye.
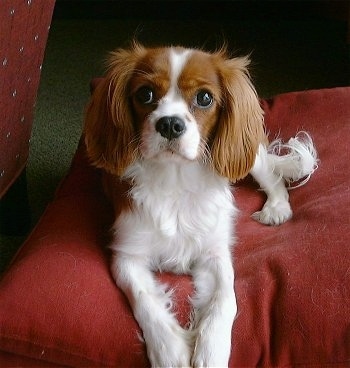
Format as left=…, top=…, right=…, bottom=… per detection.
left=195, top=90, right=213, bottom=108
left=136, top=86, right=154, bottom=105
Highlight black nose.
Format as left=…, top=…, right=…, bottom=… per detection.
left=155, top=116, right=186, bottom=140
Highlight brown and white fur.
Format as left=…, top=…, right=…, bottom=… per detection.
left=84, top=43, right=317, bottom=367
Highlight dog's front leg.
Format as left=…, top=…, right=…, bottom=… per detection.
left=191, top=249, right=236, bottom=368
left=111, top=253, right=192, bottom=368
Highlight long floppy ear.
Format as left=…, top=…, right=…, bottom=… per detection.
left=211, top=54, right=266, bottom=182
left=84, top=43, right=146, bottom=176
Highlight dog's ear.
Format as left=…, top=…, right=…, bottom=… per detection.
left=210, top=54, right=265, bottom=182
left=84, top=43, right=146, bottom=176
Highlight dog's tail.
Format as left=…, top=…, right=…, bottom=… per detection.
left=267, top=131, right=319, bottom=189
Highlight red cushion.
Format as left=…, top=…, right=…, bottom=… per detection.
left=0, top=87, right=349, bottom=366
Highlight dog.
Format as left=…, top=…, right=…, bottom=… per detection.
left=84, top=42, right=318, bottom=367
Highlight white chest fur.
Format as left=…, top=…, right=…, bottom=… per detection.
left=113, top=159, right=236, bottom=273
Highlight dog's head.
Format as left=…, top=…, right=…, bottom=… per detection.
left=84, top=42, right=265, bottom=181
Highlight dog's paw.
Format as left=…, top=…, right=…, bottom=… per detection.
left=191, top=331, right=231, bottom=368
left=252, top=200, right=292, bottom=225
left=145, top=325, right=192, bottom=368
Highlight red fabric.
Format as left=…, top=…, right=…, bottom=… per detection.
left=0, top=87, right=349, bottom=367
left=0, top=0, right=55, bottom=198
left=233, top=88, right=350, bottom=366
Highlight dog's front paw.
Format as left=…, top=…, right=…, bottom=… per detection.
left=145, top=325, right=192, bottom=368
left=191, top=331, right=231, bottom=368
left=252, top=199, right=292, bottom=225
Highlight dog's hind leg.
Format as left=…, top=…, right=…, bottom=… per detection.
left=250, top=132, right=318, bottom=225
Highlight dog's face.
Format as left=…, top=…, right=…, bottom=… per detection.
left=128, top=47, right=223, bottom=163
left=85, top=43, right=265, bottom=181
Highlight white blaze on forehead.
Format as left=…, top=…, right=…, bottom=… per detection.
left=169, top=48, right=192, bottom=90
left=156, top=48, right=192, bottom=116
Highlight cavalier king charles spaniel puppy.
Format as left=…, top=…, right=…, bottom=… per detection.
left=84, top=42, right=317, bottom=367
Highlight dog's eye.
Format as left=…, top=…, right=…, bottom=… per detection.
left=195, top=90, right=213, bottom=108
left=135, top=86, right=154, bottom=105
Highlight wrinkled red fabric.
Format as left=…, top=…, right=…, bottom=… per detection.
left=0, top=87, right=349, bottom=367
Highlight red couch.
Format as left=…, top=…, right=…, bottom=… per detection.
left=0, top=0, right=55, bottom=235
left=0, top=86, right=349, bottom=367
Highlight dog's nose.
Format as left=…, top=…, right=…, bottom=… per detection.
left=156, top=116, right=186, bottom=140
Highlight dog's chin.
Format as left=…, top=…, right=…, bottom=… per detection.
left=161, top=149, right=193, bottom=163
left=142, top=146, right=198, bottom=163
left=139, top=135, right=195, bottom=161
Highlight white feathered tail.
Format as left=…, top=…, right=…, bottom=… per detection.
left=267, top=131, right=318, bottom=189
